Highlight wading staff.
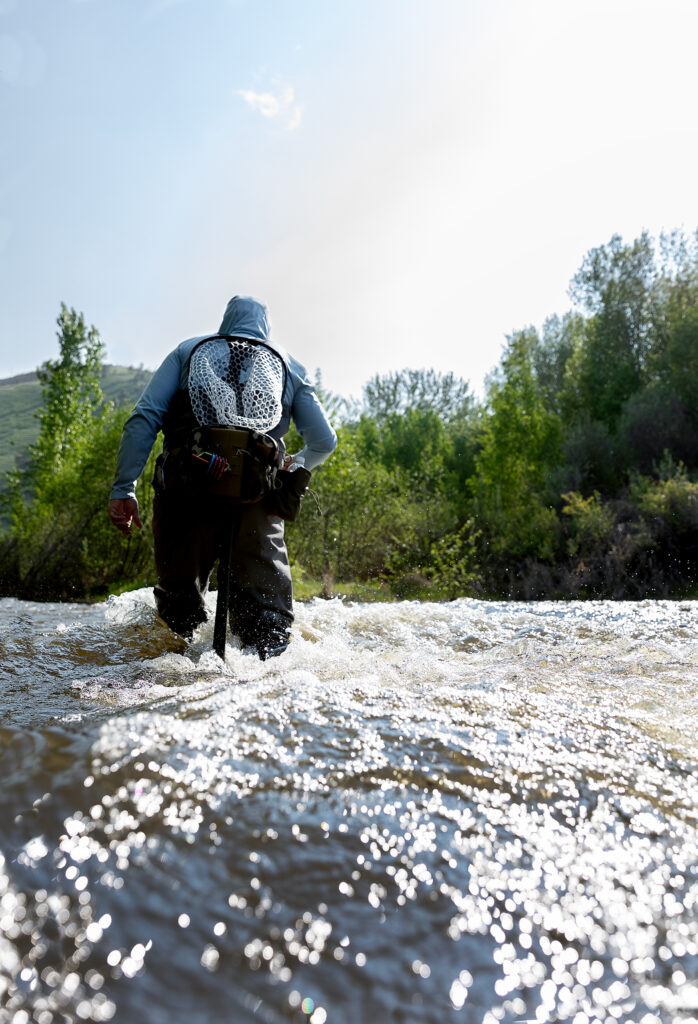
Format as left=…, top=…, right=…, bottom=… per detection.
left=213, top=514, right=239, bottom=658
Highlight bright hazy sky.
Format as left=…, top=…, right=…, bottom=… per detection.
left=2, top=0, right=697, bottom=399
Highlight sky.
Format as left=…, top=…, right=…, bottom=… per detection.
left=1, top=0, right=698, bottom=401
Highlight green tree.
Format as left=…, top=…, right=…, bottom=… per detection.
left=429, top=520, right=481, bottom=599
left=0, top=306, right=157, bottom=599
left=31, top=304, right=105, bottom=477
left=565, top=232, right=656, bottom=427
left=353, top=403, right=463, bottom=575
left=2, top=407, right=158, bottom=599
left=474, top=329, right=561, bottom=562
left=655, top=300, right=698, bottom=418
left=534, top=312, right=584, bottom=417
left=286, top=425, right=413, bottom=583
left=363, top=368, right=472, bottom=423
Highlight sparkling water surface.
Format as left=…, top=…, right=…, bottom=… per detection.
left=0, top=592, right=697, bottom=1024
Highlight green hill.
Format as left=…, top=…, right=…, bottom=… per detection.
left=0, top=364, right=152, bottom=481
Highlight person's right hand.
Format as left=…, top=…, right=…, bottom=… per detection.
left=108, top=497, right=142, bottom=536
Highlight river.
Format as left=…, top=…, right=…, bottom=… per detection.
left=0, top=591, right=696, bottom=1024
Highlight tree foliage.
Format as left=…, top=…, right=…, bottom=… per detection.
left=32, top=304, right=105, bottom=476
left=1, top=309, right=158, bottom=599
left=474, top=330, right=561, bottom=561
left=363, top=368, right=472, bottom=423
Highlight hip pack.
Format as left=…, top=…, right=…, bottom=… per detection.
left=157, top=425, right=280, bottom=503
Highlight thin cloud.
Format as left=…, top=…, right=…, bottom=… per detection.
left=238, top=79, right=302, bottom=132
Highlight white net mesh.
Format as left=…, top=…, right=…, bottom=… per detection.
left=188, top=338, right=284, bottom=431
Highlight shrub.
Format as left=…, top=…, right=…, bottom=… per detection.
left=562, top=491, right=617, bottom=557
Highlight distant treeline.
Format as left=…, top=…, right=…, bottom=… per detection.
left=2, top=229, right=698, bottom=602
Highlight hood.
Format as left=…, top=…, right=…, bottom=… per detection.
left=219, top=296, right=271, bottom=341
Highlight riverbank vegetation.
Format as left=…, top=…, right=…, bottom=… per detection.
left=2, top=230, right=698, bottom=602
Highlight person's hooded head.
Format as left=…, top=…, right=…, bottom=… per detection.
left=219, top=296, right=271, bottom=341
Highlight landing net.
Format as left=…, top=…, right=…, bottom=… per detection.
left=189, top=338, right=284, bottom=432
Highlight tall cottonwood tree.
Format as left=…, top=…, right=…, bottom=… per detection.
left=566, top=232, right=656, bottom=427
left=31, top=304, right=105, bottom=478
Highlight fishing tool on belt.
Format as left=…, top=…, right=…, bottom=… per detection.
left=192, top=450, right=231, bottom=481
left=157, top=334, right=311, bottom=658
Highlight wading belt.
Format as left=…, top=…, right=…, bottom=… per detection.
left=161, top=425, right=281, bottom=503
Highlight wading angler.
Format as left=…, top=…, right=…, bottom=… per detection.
left=108, top=296, right=337, bottom=658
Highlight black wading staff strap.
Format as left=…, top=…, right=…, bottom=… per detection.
left=213, top=517, right=238, bottom=659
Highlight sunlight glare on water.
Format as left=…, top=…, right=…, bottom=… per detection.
left=0, top=590, right=697, bottom=1023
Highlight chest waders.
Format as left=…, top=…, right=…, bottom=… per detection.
left=159, top=335, right=288, bottom=658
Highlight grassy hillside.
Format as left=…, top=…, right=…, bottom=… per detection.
left=0, top=364, right=152, bottom=480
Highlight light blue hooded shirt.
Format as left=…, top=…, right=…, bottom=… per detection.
left=110, top=296, right=337, bottom=500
